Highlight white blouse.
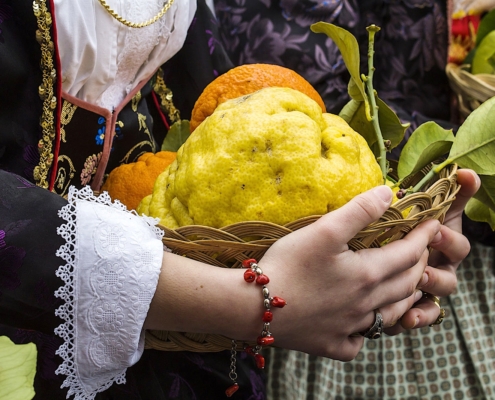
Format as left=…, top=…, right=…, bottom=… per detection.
left=51, top=1, right=196, bottom=398
left=54, top=0, right=196, bottom=110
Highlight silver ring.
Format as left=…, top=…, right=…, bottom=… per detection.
left=360, top=310, right=383, bottom=339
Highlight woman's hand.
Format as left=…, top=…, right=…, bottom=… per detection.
left=259, top=185, right=441, bottom=360
left=386, top=168, right=481, bottom=334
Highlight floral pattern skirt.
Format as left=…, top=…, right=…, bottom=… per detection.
left=266, top=241, right=495, bottom=400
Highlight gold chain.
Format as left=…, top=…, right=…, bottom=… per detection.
left=97, top=0, right=175, bottom=28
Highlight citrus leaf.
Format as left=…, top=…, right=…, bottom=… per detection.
left=476, top=9, right=495, bottom=47
left=448, top=96, right=495, bottom=174
left=339, top=98, right=361, bottom=123
left=465, top=198, right=495, bottom=230
left=338, top=97, right=408, bottom=157
left=472, top=31, right=495, bottom=75
left=374, top=97, right=409, bottom=152
left=472, top=173, right=495, bottom=209
left=310, top=22, right=367, bottom=103
left=397, top=122, right=454, bottom=179
left=161, top=120, right=191, bottom=152
left=0, top=336, right=37, bottom=400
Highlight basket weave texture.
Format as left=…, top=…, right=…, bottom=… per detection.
left=145, top=163, right=460, bottom=352
left=446, top=63, right=495, bottom=119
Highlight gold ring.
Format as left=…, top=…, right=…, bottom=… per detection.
left=430, top=308, right=446, bottom=326
left=423, top=292, right=441, bottom=308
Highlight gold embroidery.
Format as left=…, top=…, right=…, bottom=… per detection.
left=60, top=101, right=78, bottom=143
left=80, top=153, right=103, bottom=186
left=32, top=0, right=57, bottom=189
left=119, top=142, right=152, bottom=164
left=153, top=68, right=181, bottom=124
left=129, top=91, right=156, bottom=154
left=131, top=92, right=142, bottom=112
left=55, top=155, right=76, bottom=196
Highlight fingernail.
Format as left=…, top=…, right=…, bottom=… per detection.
left=415, top=290, right=423, bottom=302
left=473, top=171, right=481, bottom=188
left=412, top=317, right=420, bottom=328
left=418, top=273, right=429, bottom=288
left=373, top=185, right=392, bottom=204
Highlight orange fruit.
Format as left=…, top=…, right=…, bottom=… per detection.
left=101, top=151, right=177, bottom=211
left=189, top=63, right=326, bottom=132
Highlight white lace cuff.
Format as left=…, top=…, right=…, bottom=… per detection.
left=54, top=186, right=164, bottom=399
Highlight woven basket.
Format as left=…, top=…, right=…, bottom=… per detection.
left=446, top=63, right=495, bottom=119
left=144, top=163, right=460, bottom=352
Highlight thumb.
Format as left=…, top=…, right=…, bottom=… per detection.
left=315, top=185, right=393, bottom=249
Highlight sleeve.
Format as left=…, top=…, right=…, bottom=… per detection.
left=0, top=170, right=165, bottom=400
left=0, top=169, right=67, bottom=333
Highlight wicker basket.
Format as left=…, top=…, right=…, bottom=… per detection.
left=144, top=163, right=460, bottom=352
left=446, top=63, right=495, bottom=119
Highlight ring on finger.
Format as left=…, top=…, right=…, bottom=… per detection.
left=359, top=309, right=383, bottom=340
left=423, top=292, right=440, bottom=308
left=430, top=308, right=446, bottom=326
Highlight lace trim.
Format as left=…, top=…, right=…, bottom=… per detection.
left=54, top=186, right=163, bottom=399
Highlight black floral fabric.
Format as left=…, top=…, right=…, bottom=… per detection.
left=0, top=1, right=265, bottom=399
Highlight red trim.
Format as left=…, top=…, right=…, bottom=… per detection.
left=151, top=90, right=170, bottom=130
left=62, top=92, right=113, bottom=118
left=91, top=75, right=156, bottom=191
left=48, top=0, right=64, bottom=192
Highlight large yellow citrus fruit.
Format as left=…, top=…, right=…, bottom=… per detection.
left=141, top=87, right=381, bottom=228
left=189, top=63, right=326, bottom=132
left=101, top=151, right=177, bottom=211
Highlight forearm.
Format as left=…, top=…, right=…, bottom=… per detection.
left=145, top=251, right=263, bottom=341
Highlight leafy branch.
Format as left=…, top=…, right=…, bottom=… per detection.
left=311, top=21, right=495, bottom=230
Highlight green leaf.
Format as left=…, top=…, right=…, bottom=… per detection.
left=397, top=122, right=454, bottom=179
left=476, top=9, right=495, bottom=47
left=339, top=98, right=361, bottom=123
left=465, top=198, right=495, bottom=230
left=310, top=22, right=368, bottom=105
left=161, top=120, right=191, bottom=152
left=0, top=336, right=37, bottom=400
left=374, top=98, right=409, bottom=152
left=472, top=30, right=495, bottom=75
left=338, top=97, right=408, bottom=157
left=448, top=96, right=495, bottom=174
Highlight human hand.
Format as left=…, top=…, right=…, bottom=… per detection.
left=386, top=168, right=481, bottom=334
left=259, top=185, right=441, bottom=360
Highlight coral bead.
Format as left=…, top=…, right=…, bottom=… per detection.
left=244, top=346, right=255, bottom=356
left=257, top=335, right=275, bottom=346
left=225, top=383, right=239, bottom=397
left=271, top=296, right=286, bottom=308
left=262, top=311, right=273, bottom=322
left=242, top=258, right=257, bottom=268
left=256, top=274, right=269, bottom=285
left=244, top=269, right=256, bottom=283
left=255, top=353, right=265, bottom=369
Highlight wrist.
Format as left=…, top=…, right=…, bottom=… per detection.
left=145, top=251, right=263, bottom=340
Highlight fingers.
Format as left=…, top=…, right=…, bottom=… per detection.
left=315, top=185, right=393, bottom=251
left=353, top=289, right=423, bottom=339
left=395, top=295, right=445, bottom=331
left=428, top=224, right=471, bottom=269
left=357, top=219, right=440, bottom=280
left=443, top=169, right=480, bottom=228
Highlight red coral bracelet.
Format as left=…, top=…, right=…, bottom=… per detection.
left=225, top=258, right=287, bottom=397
